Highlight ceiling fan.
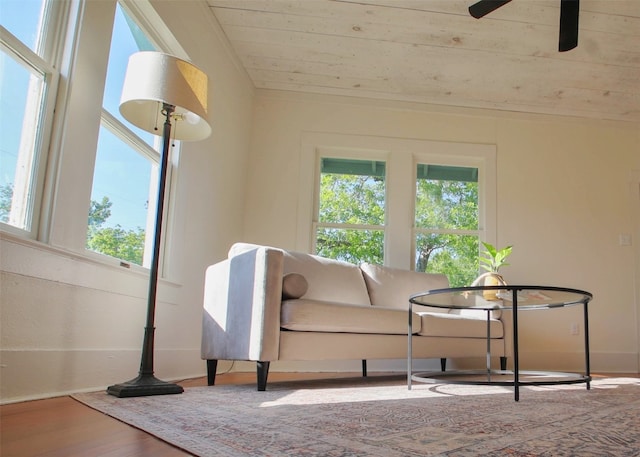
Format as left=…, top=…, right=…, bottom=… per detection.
left=469, top=0, right=580, bottom=52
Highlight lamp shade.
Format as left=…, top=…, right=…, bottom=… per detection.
left=120, top=52, right=211, bottom=141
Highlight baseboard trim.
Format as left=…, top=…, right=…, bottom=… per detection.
left=223, top=352, right=640, bottom=375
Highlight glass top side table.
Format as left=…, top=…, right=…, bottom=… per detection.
left=408, top=285, right=593, bottom=401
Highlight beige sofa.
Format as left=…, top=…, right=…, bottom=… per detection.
left=201, top=243, right=512, bottom=390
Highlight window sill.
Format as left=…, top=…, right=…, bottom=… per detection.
left=0, top=231, right=183, bottom=300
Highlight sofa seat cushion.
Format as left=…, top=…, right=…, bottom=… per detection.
left=417, top=312, right=503, bottom=338
left=281, top=299, right=421, bottom=335
left=360, top=263, right=449, bottom=311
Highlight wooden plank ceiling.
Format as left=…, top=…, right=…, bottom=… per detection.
left=206, top=0, right=640, bottom=123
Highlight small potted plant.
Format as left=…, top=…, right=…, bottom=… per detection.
left=473, top=242, right=513, bottom=300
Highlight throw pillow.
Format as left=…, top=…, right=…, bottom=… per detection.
left=282, top=273, right=308, bottom=299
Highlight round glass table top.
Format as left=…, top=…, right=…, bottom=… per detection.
left=410, top=285, right=592, bottom=311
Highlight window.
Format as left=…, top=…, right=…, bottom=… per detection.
left=414, top=164, right=480, bottom=287
left=85, top=3, right=160, bottom=267
left=315, top=157, right=386, bottom=264
left=306, top=135, right=495, bottom=287
left=0, top=0, right=67, bottom=235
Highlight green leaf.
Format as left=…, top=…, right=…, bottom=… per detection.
left=480, top=242, right=513, bottom=272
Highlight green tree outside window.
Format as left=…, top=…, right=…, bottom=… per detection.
left=316, top=159, right=385, bottom=264
left=315, top=159, right=480, bottom=287
left=415, top=170, right=479, bottom=287
left=86, top=196, right=146, bottom=265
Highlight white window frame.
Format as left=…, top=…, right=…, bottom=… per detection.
left=411, top=152, right=493, bottom=272
left=312, top=147, right=389, bottom=256
left=83, top=0, right=190, bottom=274
left=0, top=0, right=70, bottom=238
left=299, top=132, right=496, bottom=270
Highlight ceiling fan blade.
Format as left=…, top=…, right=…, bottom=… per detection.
left=469, top=0, right=513, bottom=19
left=559, top=0, right=579, bottom=51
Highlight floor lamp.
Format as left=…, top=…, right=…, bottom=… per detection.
left=107, top=52, right=211, bottom=397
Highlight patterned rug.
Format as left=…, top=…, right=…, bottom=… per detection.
left=73, top=376, right=640, bottom=456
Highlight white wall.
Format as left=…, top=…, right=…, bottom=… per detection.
left=0, top=0, right=254, bottom=403
left=1, top=1, right=638, bottom=403
left=243, top=91, right=640, bottom=373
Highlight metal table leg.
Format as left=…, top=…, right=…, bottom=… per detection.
left=512, top=288, right=520, bottom=402
left=408, top=302, right=413, bottom=390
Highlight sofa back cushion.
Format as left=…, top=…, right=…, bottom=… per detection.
left=228, top=243, right=370, bottom=306
left=360, top=263, right=449, bottom=311
left=282, top=250, right=371, bottom=305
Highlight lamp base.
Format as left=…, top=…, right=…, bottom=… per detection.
left=107, top=374, right=184, bottom=398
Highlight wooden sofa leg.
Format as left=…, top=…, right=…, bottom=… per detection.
left=440, top=358, right=447, bottom=372
left=500, top=356, right=507, bottom=371
left=207, top=360, right=218, bottom=386
left=362, top=360, right=368, bottom=377
left=257, top=361, right=270, bottom=391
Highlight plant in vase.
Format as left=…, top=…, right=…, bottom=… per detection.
left=474, top=242, right=513, bottom=300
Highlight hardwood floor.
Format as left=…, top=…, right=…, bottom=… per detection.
left=1, top=372, right=637, bottom=457
left=0, top=372, right=361, bottom=457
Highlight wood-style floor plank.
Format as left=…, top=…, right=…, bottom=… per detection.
left=0, top=372, right=360, bottom=457
left=1, top=390, right=193, bottom=457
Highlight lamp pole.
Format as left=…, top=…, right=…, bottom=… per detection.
left=107, top=103, right=184, bottom=397
left=107, top=51, right=210, bottom=398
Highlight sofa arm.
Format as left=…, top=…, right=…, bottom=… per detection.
left=201, top=247, right=284, bottom=362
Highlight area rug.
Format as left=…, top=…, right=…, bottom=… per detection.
left=73, top=376, right=640, bottom=456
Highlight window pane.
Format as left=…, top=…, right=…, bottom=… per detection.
left=316, top=157, right=386, bottom=264
left=416, top=233, right=479, bottom=287
left=316, top=228, right=384, bottom=265
left=319, top=159, right=385, bottom=225
left=415, top=164, right=479, bottom=287
left=0, top=0, right=46, bottom=53
left=415, top=171, right=478, bottom=230
left=86, top=3, right=160, bottom=265
left=102, top=4, right=156, bottom=144
left=86, top=126, right=152, bottom=265
left=0, top=48, right=45, bottom=230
